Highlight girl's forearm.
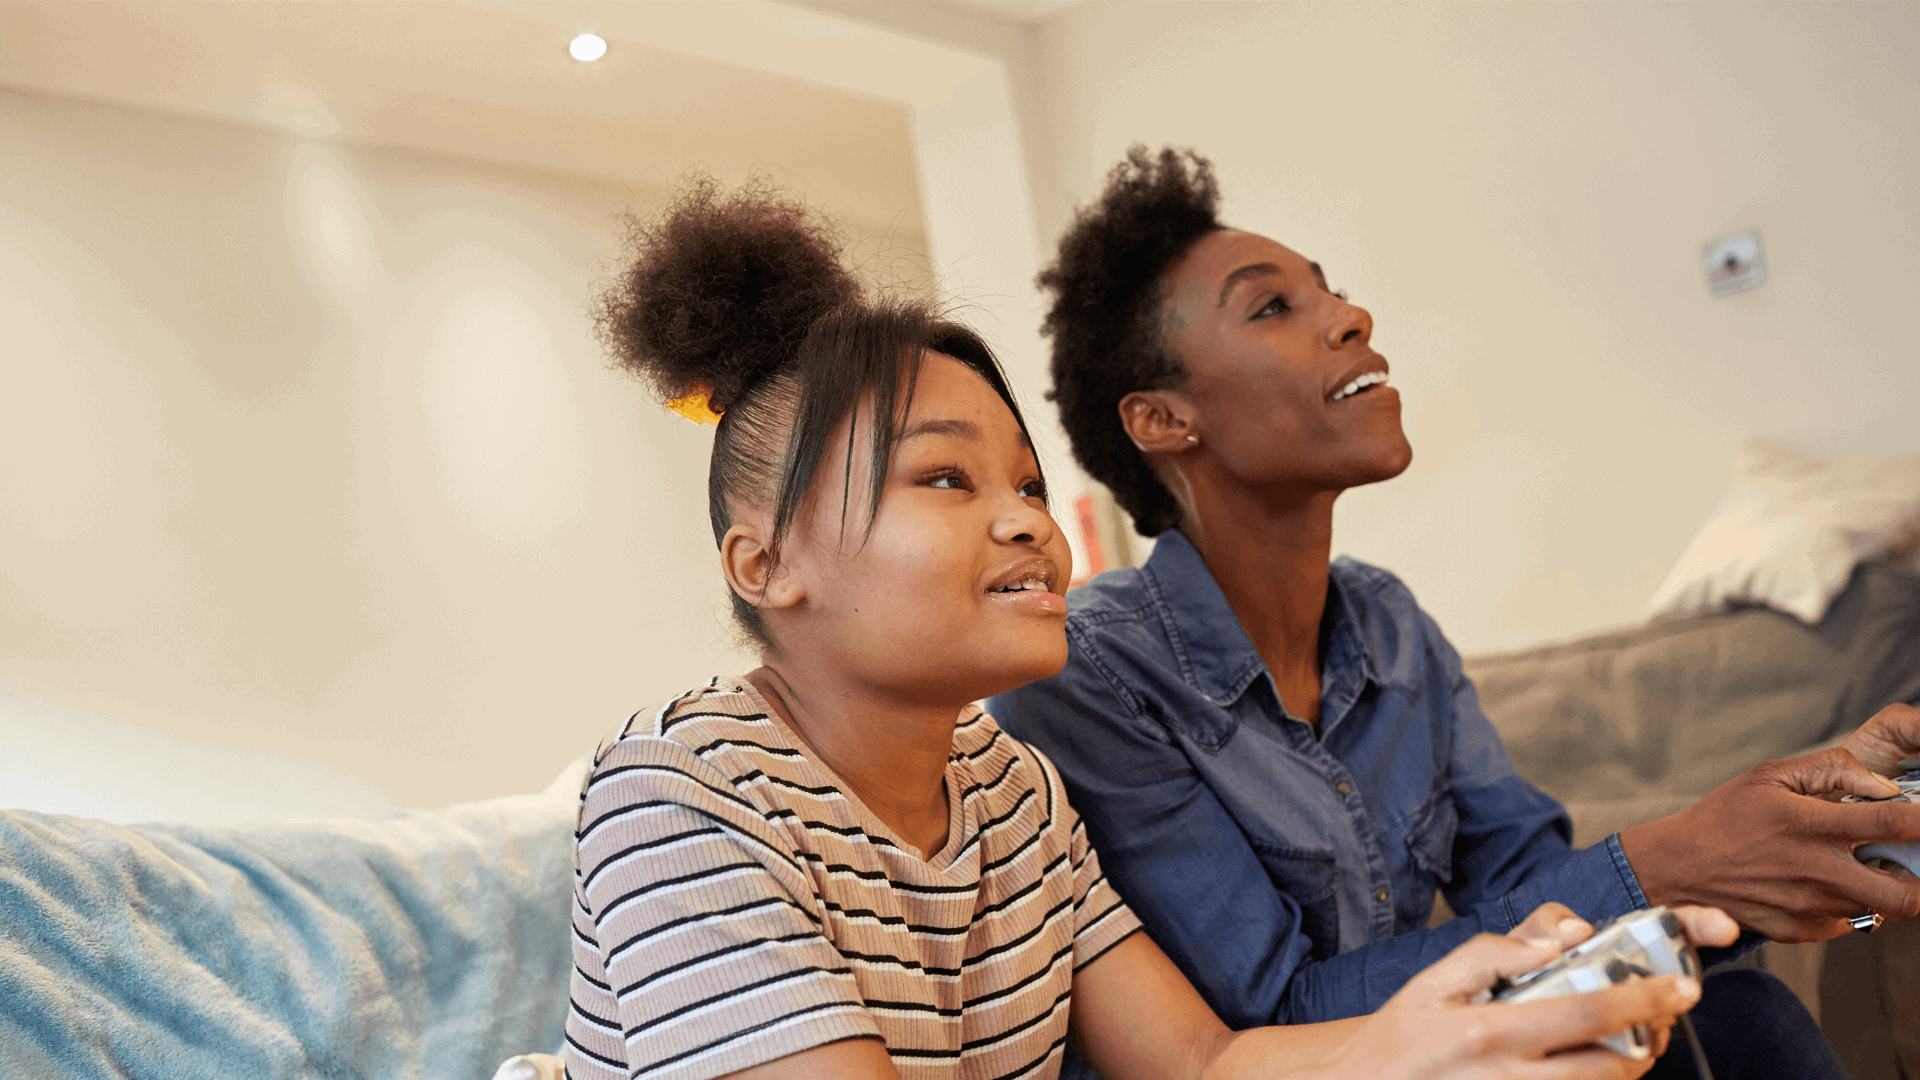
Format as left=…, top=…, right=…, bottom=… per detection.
left=1200, top=1016, right=1367, bottom=1080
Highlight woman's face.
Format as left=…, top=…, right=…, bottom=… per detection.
left=1159, top=229, right=1412, bottom=494
left=776, top=352, right=1072, bottom=705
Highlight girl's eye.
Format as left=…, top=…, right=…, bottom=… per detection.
left=1255, top=295, right=1291, bottom=319
left=1018, top=479, right=1048, bottom=502
left=926, top=468, right=971, bottom=491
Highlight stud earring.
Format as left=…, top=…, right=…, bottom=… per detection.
left=1185, top=434, right=1199, bottom=445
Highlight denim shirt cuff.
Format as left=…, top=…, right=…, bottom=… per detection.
left=1604, top=833, right=1651, bottom=910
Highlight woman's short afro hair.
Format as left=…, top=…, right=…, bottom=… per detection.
left=1039, top=146, right=1221, bottom=537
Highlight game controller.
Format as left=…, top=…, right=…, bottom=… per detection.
left=1489, top=907, right=1703, bottom=1061
left=1845, top=758, right=1920, bottom=878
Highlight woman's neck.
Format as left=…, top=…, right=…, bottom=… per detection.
left=1177, top=475, right=1339, bottom=725
left=744, top=663, right=959, bottom=860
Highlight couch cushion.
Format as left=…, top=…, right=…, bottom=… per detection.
left=1464, top=562, right=1920, bottom=805
left=0, top=766, right=581, bottom=1080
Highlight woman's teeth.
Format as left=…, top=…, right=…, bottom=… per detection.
left=994, top=579, right=1049, bottom=593
left=1330, top=370, right=1389, bottom=402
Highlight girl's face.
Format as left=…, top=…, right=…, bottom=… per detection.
left=1160, top=229, right=1413, bottom=494
left=775, top=352, right=1072, bottom=705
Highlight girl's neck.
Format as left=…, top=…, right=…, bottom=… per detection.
left=744, top=663, right=959, bottom=861
left=1176, top=474, right=1339, bottom=724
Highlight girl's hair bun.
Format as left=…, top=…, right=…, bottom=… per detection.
left=597, top=175, right=861, bottom=411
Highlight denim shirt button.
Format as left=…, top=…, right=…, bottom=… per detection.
left=1335, top=781, right=1352, bottom=797
left=1374, top=887, right=1389, bottom=903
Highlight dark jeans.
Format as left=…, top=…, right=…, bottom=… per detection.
left=1648, top=969, right=1843, bottom=1080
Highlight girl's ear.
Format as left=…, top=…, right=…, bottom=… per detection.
left=721, top=522, right=806, bottom=612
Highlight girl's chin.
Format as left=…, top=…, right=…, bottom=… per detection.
left=926, top=648, right=1070, bottom=706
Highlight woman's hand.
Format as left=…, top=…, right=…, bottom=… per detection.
left=1622, top=746, right=1920, bottom=941
left=1841, top=703, right=1920, bottom=779
left=1298, top=932, right=1701, bottom=1080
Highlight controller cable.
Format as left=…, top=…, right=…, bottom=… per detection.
left=1676, top=1014, right=1715, bottom=1080
left=1623, top=962, right=1715, bottom=1080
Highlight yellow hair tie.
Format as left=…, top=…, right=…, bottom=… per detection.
left=666, top=386, right=723, bottom=426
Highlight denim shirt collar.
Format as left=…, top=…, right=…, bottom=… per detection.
left=1140, top=530, right=1379, bottom=723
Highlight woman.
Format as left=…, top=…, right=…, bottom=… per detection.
left=561, top=177, right=1715, bottom=1080
left=988, top=147, right=1918, bottom=1080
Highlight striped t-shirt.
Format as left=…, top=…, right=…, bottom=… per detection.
left=563, top=677, right=1142, bottom=1080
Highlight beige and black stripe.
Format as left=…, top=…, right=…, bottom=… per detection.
left=563, top=677, right=1141, bottom=1080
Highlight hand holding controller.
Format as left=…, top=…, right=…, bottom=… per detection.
left=1489, top=908, right=1708, bottom=1071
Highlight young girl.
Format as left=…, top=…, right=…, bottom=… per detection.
left=559, top=178, right=1709, bottom=1080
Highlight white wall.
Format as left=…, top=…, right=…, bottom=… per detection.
left=1029, top=1, right=1920, bottom=653
left=0, top=83, right=927, bottom=820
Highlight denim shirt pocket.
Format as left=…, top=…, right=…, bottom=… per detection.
left=1248, top=841, right=1341, bottom=961
left=1404, top=790, right=1459, bottom=886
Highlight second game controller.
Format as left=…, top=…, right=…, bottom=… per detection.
left=1846, top=759, right=1920, bottom=878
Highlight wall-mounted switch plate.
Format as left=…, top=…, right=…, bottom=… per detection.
left=1704, top=231, right=1765, bottom=296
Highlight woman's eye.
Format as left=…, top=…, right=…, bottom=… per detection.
left=1255, top=295, right=1291, bottom=318
left=1018, top=479, right=1048, bottom=502
left=927, top=469, right=970, bottom=491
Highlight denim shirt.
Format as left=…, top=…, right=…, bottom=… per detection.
left=987, top=531, right=1650, bottom=1028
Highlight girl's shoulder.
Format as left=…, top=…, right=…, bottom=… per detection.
left=592, top=677, right=788, bottom=763
left=959, top=705, right=1072, bottom=824
left=581, top=677, right=803, bottom=810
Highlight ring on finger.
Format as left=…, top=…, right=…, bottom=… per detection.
left=1848, top=911, right=1884, bottom=933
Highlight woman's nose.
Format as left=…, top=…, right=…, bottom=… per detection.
left=1326, top=298, right=1373, bottom=349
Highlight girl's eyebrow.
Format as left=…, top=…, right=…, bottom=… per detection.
left=899, top=416, right=1032, bottom=450
left=899, top=418, right=980, bottom=443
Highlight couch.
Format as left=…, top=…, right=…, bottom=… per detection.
left=0, top=763, right=583, bottom=1079
left=1463, top=560, right=1920, bottom=1080
left=6, top=566, right=1915, bottom=1079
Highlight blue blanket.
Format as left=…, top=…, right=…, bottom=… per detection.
left=0, top=767, right=582, bottom=1079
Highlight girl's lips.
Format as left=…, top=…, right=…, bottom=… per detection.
left=985, top=588, right=1068, bottom=615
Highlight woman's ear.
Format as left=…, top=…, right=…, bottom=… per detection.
left=1117, top=390, right=1199, bottom=455
left=721, top=523, right=805, bottom=612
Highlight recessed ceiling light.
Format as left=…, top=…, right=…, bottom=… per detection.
left=569, top=34, right=607, bottom=62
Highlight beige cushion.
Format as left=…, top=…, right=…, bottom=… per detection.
left=1643, top=439, right=1920, bottom=624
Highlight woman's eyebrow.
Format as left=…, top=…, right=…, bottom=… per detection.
left=1217, top=262, right=1283, bottom=307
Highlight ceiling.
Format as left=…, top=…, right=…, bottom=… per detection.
left=0, top=1, right=999, bottom=243
left=951, top=0, right=1083, bottom=24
